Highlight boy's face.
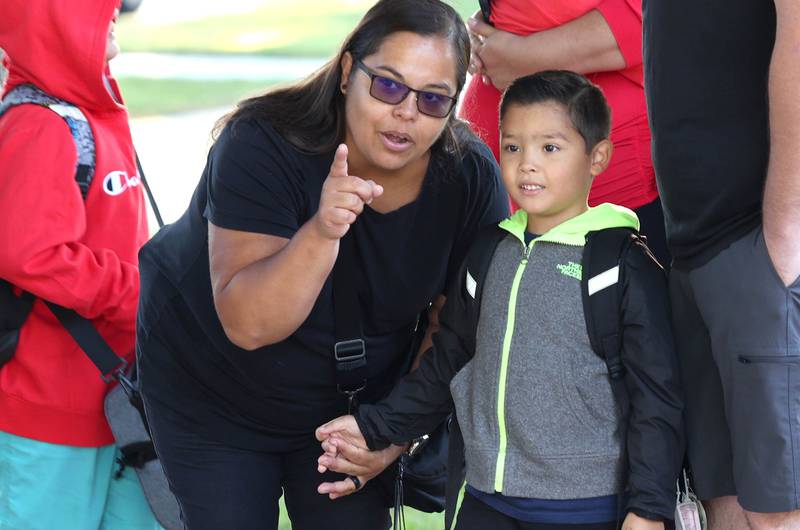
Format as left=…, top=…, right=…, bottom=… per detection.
left=499, top=101, right=611, bottom=234
left=106, top=9, right=120, bottom=62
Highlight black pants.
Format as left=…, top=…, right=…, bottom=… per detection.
left=454, top=492, right=616, bottom=530
left=142, top=393, right=391, bottom=530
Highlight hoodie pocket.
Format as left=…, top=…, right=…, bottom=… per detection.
left=450, top=357, right=498, bottom=452
left=560, top=349, right=620, bottom=444
left=739, top=355, right=800, bottom=365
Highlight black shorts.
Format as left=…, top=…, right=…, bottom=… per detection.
left=670, top=226, right=800, bottom=512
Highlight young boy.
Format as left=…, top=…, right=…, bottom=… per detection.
left=317, top=71, right=684, bottom=530
left=0, top=1, right=161, bottom=528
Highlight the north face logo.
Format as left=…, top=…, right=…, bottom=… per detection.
left=557, top=261, right=582, bottom=280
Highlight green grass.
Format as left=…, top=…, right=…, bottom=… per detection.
left=277, top=497, right=443, bottom=530
left=118, top=77, right=274, bottom=117
left=116, top=1, right=481, bottom=116
left=118, top=0, right=478, bottom=57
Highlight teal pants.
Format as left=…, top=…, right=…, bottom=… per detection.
left=0, top=430, right=164, bottom=530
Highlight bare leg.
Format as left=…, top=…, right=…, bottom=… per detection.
left=705, top=496, right=751, bottom=530
left=745, top=510, right=800, bottom=530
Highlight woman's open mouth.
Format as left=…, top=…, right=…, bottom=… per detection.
left=380, top=131, right=414, bottom=152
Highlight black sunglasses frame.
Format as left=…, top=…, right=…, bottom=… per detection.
left=353, top=59, right=457, bottom=118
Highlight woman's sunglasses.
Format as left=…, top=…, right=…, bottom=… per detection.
left=353, top=60, right=457, bottom=119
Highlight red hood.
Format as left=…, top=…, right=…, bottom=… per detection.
left=0, top=0, right=124, bottom=112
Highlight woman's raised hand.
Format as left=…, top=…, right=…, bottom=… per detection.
left=313, top=144, right=384, bottom=240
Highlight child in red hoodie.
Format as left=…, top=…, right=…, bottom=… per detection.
left=0, top=1, right=159, bottom=528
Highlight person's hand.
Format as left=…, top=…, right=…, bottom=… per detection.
left=316, top=415, right=367, bottom=455
left=467, top=9, right=486, bottom=77
left=621, top=512, right=665, bottom=530
left=468, top=14, right=529, bottom=91
left=312, top=144, right=383, bottom=240
left=317, top=438, right=405, bottom=500
left=315, top=415, right=405, bottom=500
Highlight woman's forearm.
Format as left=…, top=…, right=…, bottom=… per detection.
left=211, top=217, right=339, bottom=350
left=520, top=10, right=626, bottom=75
left=472, top=9, right=626, bottom=90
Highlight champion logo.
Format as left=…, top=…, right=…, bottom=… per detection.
left=103, top=170, right=141, bottom=196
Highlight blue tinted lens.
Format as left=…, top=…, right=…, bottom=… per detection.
left=371, top=76, right=410, bottom=103
left=417, top=91, right=452, bottom=117
left=366, top=67, right=453, bottom=118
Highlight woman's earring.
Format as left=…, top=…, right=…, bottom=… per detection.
left=340, top=83, right=347, bottom=94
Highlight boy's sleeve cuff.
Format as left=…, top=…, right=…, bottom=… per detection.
left=354, top=408, right=388, bottom=451
left=628, top=507, right=671, bottom=523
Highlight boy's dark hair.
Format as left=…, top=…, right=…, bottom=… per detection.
left=499, top=70, right=611, bottom=152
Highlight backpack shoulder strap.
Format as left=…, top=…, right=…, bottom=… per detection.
left=0, top=85, right=99, bottom=368
left=581, top=227, right=638, bottom=379
left=581, top=227, right=641, bottom=524
left=464, top=225, right=507, bottom=306
left=0, top=84, right=96, bottom=199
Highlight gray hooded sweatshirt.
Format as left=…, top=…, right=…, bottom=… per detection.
left=450, top=204, right=640, bottom=499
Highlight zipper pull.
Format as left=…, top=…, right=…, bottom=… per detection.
left=523, top=240, right=535, bottom=259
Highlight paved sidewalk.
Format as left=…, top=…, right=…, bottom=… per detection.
left=114, top=53, right=327, bottom=81
left=124, top=52, right=326, bottom=229
left=131, top=107, right=226, bottom=228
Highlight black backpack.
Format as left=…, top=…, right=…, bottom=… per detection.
left=465, top=224, right=658, bottom=387
left=0, top=84, right=162, bottom=368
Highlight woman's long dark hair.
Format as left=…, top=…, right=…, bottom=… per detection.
left=216, top=0, right=474, bottom=160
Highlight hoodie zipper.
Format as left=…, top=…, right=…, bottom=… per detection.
left=493, top=235, right=585, bottom=492
left=493, top=240, right=533, bottom=492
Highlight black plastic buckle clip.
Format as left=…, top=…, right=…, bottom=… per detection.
left=334, top=339, right=366, bottom=362
left=101, top=358, right=129, bottom=384
left=334, top=339, right=366, bottom=368
left=334, top=339, right=367, bottom=413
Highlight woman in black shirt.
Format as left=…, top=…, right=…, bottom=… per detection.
left=136, top=1, right=508, bottom=528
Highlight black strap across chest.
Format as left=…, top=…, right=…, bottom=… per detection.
left=332, top=230, right=368, bottom=402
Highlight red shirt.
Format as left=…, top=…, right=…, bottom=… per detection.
left=0, top=0, right=148, bottom=446
left=460, top=0, right=657, bottom=210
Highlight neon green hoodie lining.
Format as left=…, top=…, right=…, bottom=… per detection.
left=499, top=203, right=640, bottom=248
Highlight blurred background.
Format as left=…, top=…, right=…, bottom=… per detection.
left=112, top=0, right=475, bottom=229
left=117, top=1, right=472, bottom=529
